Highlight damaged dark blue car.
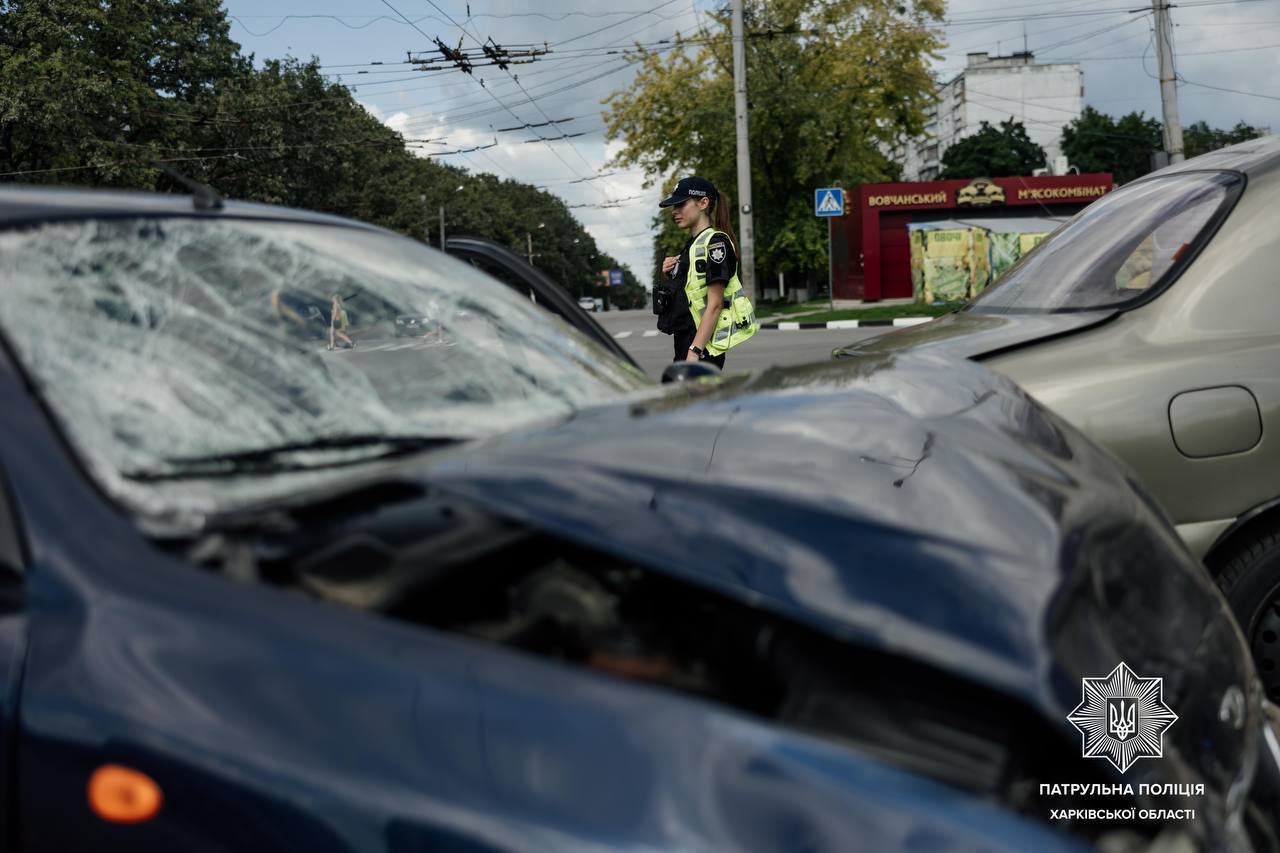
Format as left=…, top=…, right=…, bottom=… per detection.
left=0, top=185, right=1278, bottom=852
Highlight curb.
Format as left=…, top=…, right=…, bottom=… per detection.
left=760, top=316, right=936, bottom=331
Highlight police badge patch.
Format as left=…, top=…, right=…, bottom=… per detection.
left=1067, top=662, right=1178, bottom=773
left=709, top=242, right=726, bottom=264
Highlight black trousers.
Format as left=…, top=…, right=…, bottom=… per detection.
left=673, top=326, right=726, bottom=369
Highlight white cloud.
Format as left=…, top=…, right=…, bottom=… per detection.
left=233, top=0, right=1278, bottom=279
left=940, top=0, right=1280, bottom=132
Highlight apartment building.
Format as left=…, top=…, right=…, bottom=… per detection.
left=898, top=51, right=1084, bottom=181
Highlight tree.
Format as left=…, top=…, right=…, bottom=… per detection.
left=1, top=0, right=642, bottom=301
left=604, top=0, right=944, bottom=289
left=1059, top=107, right=1162, bottom=184
left=0, top=0, right=248, bottom=186
left=939, top=119, right=1045, bottom=179
left=594, top=254, right=647, bottom=310
left=1184, top=120, right=1265, bottom=159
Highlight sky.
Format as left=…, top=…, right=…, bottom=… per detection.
left=218, top=0, right=1280, bottom=279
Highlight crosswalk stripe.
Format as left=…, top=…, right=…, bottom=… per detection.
left=642, top=330, right=659, bottom=338
left=613, top=331, right=633, bottom=339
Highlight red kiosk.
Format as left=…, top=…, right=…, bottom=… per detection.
left=832, top=173, right=1115, bottom=300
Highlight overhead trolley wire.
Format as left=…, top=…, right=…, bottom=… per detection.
left=554, top=0, right=687, bottom=47
left=381, top=0, right=637, bottom=190
left=376, top=0, right=602, bottom=189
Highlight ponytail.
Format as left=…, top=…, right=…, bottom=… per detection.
left=711, top=190, right=739, bottom=249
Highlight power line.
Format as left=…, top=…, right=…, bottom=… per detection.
left=1178, top=76, right=1280, bottom=102
left=565, top=194, right=648, bottom=209
left=416, top=0, right=695, bottom=189
left=964, top=86, right=1087, bottom=117
left=943, top=0, right=1136, bottom=56
left=385, top=19, right=893, bottom=137
left=0, top=152, right=244, bottom=179
left=392, top=55, right=644, bottom=135
left=494, top=116, right=579, bottom=132
left=376, top=0, right=605, bottom=190
left=555, top=0, right=686, bottom=47
left=534, top=171, right=622, bottom=188
left=1057, top=27, right=1153, bottom=59
left=1173, top=18, right=1280, bottom=25
left=1061, top=40, right=1280, bottom=59
left=352, top=54, right=628, bottom=125
left=1032, top=15, right=1149, bottom=54
left=415, top=139, right=499, bottom=155
left=961, top=98, right=1160, bottom=143
left=230, top=8, right=690, bottom=38
left=98, top=136, right=443, bottom=154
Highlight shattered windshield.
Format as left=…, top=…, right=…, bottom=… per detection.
left=0, top=216, right=649, bottom=514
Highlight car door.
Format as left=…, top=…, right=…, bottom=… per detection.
left=445, top=237, right=639, bottom=368
left=0, top=459, right=27, bottom=851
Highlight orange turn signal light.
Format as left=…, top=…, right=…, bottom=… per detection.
left=87, top=764, right=163, bottom=824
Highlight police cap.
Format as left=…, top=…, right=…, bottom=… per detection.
left=658, top=176, right=718, bottom=208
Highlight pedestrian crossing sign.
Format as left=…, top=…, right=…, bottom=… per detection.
left=815, top=187, right=844, bottom=216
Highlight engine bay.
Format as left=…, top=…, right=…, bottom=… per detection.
left=166, top=480, right=1129, bottom=838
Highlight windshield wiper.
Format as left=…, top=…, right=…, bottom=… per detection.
left=123, top=434, right=461, bottom=482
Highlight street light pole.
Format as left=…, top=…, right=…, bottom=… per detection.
left=730, top=0, right=757, bottom=304
left=434, top=184, right=465, bottom=253
left=525, top=222, right=544, bottom=266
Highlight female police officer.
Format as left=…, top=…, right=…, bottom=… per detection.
left=654, top=176, right=756, bottom=368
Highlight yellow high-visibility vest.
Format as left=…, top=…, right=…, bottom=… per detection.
left=684, top=228, right=757, bottom=355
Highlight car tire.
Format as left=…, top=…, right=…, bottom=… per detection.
left=1215, top=523, right=1280, bottom=700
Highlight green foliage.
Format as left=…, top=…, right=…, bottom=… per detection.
left=604, top=0, right=944, bottom=288
left=1059, top=110, right=1265, bottom=184
left=649, top=208, right=688, bottom=287
left=591, top=252, right=647, bottom=309
left=1060, top=107, right=1162, bottom=184
left=939, top=119, right=1046, bottom=179
left=0, top=0, right=633, bottom=300
left=1183, top=120, right=1266, bottom=159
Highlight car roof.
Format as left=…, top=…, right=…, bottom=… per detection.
left=0, top=183, right=379, bottom=232
left=1153, top=132, right=1280, bottom=178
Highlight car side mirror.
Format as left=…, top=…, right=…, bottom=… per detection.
left=661, top=361, right=722, bottom=384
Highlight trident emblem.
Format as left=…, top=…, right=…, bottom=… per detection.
left=1109, top=699, right=1136, bottom=741
left=1069, top=663, right=1177, bottom=773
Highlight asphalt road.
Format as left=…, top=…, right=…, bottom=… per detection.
left=591, top=309, right=893, bottom=379
left=327, top=311, right=895, bottom=385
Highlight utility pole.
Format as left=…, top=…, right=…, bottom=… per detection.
left=526, top=232, right=535, bottom=265
left=730, top=0, right=757, bottom=304
left=439, top=205, right=446, bottom=251
left=1152, top=0, right=1185, bottom=163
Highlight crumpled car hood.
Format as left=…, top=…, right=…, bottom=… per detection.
left=418, top=351, right=1232, bottom=721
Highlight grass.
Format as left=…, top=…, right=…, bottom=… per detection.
left=755, top=299, right=833, bottom=317
left=778, top=302, right=958, bottom=324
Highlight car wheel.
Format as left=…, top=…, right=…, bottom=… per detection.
left=1216, top=524, right=1280, bottom=701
